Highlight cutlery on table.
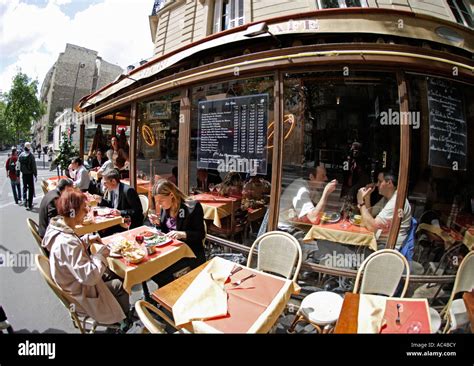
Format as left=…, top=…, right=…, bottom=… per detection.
left=396, top=303, right=402, bottom=325
left=231, top=273, right=256, bottom=286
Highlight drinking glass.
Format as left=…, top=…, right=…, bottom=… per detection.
left=407, top=321, right=422, bottom=334
left=123, top=215, right=132, bottom=231
left=148, top=209, right=159, bottom=226
left=135, top=235, right=144, bottom=245
left=208, top=183, right=215, bottom=195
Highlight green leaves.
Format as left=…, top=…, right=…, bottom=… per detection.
left=53, top=131, right=79, bottom=171
left=2, top=71, right=44, bottom=144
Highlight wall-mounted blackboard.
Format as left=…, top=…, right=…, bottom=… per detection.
left=427, top=77, right=467, bottom=170
left=197, top=94, right=268, bottom=175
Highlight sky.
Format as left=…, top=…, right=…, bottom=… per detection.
left=0, top=0, right=154, bottom=94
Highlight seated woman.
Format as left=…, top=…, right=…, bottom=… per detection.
left=216, top=172, right=243, bottom=198
left=42, top=190, right=129, bottom=325
left=150, top=179, right=206, bottom=287
left=115, top=149, right=130, bottom=179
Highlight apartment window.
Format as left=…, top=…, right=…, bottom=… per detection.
left=318, top=0, right=367, bottom=8
left=213, top=0, right=244, bottom=33
left=447, top=0, right=473, bottom=28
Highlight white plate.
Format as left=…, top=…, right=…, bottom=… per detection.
left=145, top=236, right=173, bottom=247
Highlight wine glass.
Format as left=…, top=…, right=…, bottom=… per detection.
left=135, top=234, right=144, bottom=245
left=407, top=321, right=422, bottom=334
left=208, top=183, right=215, bottom=195
left=123, top=215, right=132, bottom=231
left=148, top=209, right=160, bottom=226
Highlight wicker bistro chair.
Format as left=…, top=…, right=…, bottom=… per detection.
left=35, top=254, right=119, bottom=334
left=27, top=218, right=49, bottom=257
left=41, top=180, right=49, bottom=195
left=353, top=249, right=411, bottom=297
left=246, top=231, right=302, bottom=282
left=138, top=194, right=149, bottom=219
left=440, top=251, right=474, bottom=333
left=135, top=300, right=188, bottom=334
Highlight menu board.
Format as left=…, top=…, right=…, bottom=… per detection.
left=427, top=78, right=467, bottom=170
left=197, top=94, right=268, bottom=175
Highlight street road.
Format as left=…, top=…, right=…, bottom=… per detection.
left=0, top=150, right=146, bottom=333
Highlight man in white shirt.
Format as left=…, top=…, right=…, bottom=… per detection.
left=279, top=165, right=337, bottom=228
left=357, top=171, right=411, bottom=249
left=68, top=157, right=90, bottom=192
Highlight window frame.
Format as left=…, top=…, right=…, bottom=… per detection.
left=212, top=0, right=245, bottom=33
left=317, top=0, right=368, bottom=9
left=447, top=0, right=474, bottom=28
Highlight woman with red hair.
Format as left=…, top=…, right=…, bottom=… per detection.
left=42, top=190, right=129, bottom=325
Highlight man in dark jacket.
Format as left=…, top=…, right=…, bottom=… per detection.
left=5, top=149, right=21, bottom=205
left=95, top=169, right=143, bottom=234
left=38, top=178, right=74, bottom=238
left=18, top=142, right=37, bottom=210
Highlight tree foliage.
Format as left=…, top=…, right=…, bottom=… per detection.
left=52, top=131, right=79, bottom=171
left=3, top=72, right=45, bottom=144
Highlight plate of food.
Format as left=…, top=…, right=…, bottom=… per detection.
left=349, top=214, right=362, bottom=226
left=320, top=211, right=341, bottom=223
left=122, top=248, right=146, bottom=264
left=144, top=234, right=173, bottom=247
left=108, top=239, right=135, bottom=258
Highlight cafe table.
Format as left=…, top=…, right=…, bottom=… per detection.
left=74, top=208, right=123, bottom=236
left=44, top=175, right=68, bottom=191
left=334, top=293, right=432, bottom=334
left=121, top=178, right=151, bottom=195
left=190, top=193, right=239, bottom=228
left=303, top=220, right=378, bottom=252
left=151, top=257, right=298, bottom=333
left=100, top=226, right=195, bottom=294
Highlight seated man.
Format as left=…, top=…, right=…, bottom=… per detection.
left=38, top=178, right=74, bottom=238
left=95, top=169, right=143, bottom=232
left=279, top=164, right=337, bottom=229
left=68, top=157, right=90, bottom=192
left=357, top=171, right=412, bottom=249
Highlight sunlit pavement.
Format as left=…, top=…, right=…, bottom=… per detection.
left=0, top=150, right=148, bottom=333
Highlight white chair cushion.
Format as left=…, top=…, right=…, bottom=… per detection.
left=449, top=298, right=468, bottom=330
left=300, top=291, right=343, bottom=325
left=429, top=307, right=441, bottom=334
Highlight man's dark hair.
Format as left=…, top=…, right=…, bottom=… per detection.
left=11, top=149, right=17, bottom=155
left=72, top=157, right=83, bottom=165
left=57, top=178, right=74, bottom=192
left=103, top=169, right=121, bottom=183
left=383, top=171, right=398, bottom=187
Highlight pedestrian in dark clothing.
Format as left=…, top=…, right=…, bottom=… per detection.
left=38, top=178, right=74, bottom=238
left=5, top=149, right=22, bottom=205
left=18, top=142, right=37, bottom=210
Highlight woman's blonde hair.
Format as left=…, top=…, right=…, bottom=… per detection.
left=152, top=179, right=188, bottom=209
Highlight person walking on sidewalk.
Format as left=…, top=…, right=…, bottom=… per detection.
left=18, top=142, right=37, bottom=210
left=5, top=148, right=22, bottom=205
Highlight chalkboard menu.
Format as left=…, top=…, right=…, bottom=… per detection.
left=197, top=94, right=268, bottom=175
left=427, top=78, right=467, bottom=170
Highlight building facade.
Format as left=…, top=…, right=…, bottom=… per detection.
left=78, top=1, right=473, bottom=286
left=34, top=43, right=122, bottom=147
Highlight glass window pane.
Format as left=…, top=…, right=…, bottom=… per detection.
left=279, top=71, right=402, bottom=269
left=407, top=75, right=474, bottom=277
left=137, top=92, right=180, bottom=196
left=189, top=77, right=274, bottom=244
